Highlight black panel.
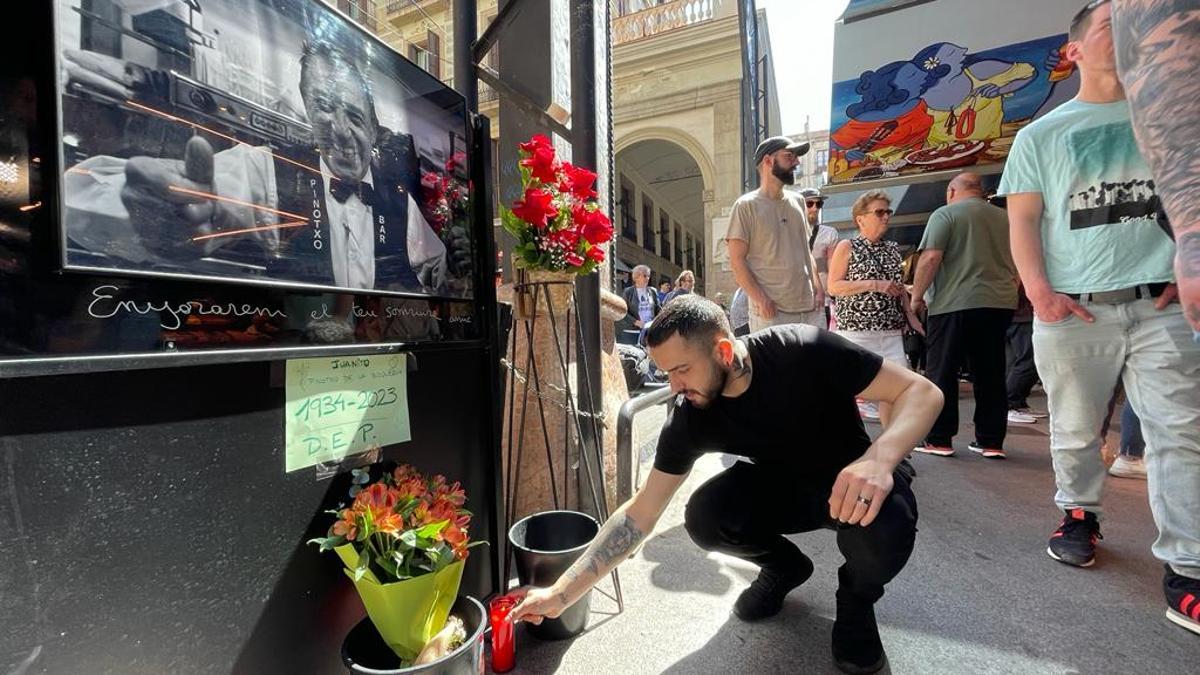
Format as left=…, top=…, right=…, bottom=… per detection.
left=0, top=350, right=499, bottom=674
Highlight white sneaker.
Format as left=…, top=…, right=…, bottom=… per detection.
left=1007, top=410, right=1037, bottom=424
left=1109, top=455, right=1147, bottom=479
left=1014, top=406, right=1048, bottom=419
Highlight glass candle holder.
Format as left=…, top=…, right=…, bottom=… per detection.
left=488, top=594, right=518, bottom=673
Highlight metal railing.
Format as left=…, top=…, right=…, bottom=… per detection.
left=611, top=0, right=732, bottom=46
left=616, top=384, right=676, bottom=503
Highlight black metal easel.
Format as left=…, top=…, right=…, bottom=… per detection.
left=501, top=275, right=623, bottom=613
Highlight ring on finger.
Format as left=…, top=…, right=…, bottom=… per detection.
left=856, top=495, right=872, bottom=506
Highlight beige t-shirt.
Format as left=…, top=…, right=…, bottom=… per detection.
left=724, top=189, right=818, bottom=313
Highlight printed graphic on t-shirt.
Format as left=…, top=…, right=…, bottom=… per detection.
left=1066, top=122, right=1171, bottom=237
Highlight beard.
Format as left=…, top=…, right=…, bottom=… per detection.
left=771, top=160, right=795, bottom=185
left=681, top=365, right=728, bottom=409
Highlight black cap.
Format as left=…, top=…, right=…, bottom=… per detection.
left=799, top=187, right=825, bottom=203
left=754, top=136, right=811, bottom=165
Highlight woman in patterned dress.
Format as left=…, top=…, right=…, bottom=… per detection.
left=828, top=191, right=925, bottom=427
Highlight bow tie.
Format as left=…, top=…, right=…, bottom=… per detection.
left=329, top=178, right=378, bottom=206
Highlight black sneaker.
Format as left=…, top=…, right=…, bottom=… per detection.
left=832, top=597, right=887, bottom=674
left=1046, top=508, right=1102, bottom=567
left=733, top=554, right=814, bottom=621
left=1164, top=565, right=1200, bottom=636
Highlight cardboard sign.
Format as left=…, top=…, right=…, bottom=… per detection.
left=285, top=355, right=410, bottom=472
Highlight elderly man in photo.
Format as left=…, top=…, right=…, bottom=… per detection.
left=63, top=41, right=457, bottom=293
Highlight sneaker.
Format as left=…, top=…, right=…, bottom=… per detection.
left=832, top=596, right=887, bottom=674
left=1108, top=455, right=1147, bottom=479
left=857, top=400, right=881, bottom=422
left=1163, top=565, right=1200, bottom=636
left=733, top=554, right=815, bottom=621
left=1007, top=410, right=1037, bottom=424
left=913, top=442, right=954, bottom=457
left=968, top=442, right=1006, bottom=459
left=1014, top=406, right=1048, bottom=419
left=1047, top=508, right=1102, bottom=567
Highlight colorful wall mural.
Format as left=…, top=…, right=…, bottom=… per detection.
left=828, top=33, right=1079, bottom=184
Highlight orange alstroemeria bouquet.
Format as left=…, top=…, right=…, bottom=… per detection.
left=310, top=464, right=482, bottom=662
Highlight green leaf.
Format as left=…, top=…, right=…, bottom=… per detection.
left=416, top=519, right=449, bottom=539
left=375, top=554, right=398, bottom=579
left=400, top=529, right=418, bottom=548
left=354, top=548, right=372, bottom=582
left=501, top=208, right=524, bottom=237
left=307, top=535, right=347, bottom=553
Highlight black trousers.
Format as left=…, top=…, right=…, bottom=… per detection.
left=684, top=461, right=918, bottom=606
left=1005, top=320, right=1037, bottom=409
left=925, top=308, right=1013, bottom=448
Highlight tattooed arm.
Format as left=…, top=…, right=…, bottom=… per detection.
left=1113, top=0, right=1200, bottom=331
left=508, top=468, right=688, bottom=624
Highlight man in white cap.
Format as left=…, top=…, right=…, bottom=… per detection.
left=725, top=137, right=825, bottom=330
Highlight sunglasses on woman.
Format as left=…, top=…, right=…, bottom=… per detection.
left=869, top=208, right=894, bottom=218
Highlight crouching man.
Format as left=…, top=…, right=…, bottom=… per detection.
left=510, top=295, right=943, bottom=674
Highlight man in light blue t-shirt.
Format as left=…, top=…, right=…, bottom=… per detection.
left=998, top=0, right=1199, bottom=636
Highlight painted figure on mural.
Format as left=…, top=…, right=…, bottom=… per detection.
left=913, top=42, right=1037, bottom=146
left=829, top=61, right=937, bottom=174
left=828, top=34, right=1080, bottom=185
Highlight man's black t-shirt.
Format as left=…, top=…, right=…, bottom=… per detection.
left=653, top=325, right=884, bottom=486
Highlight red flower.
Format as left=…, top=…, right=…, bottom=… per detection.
left=519, top=134, right=553, bottom=155
left=512, top=188, right=559, bottom=229
left=564, top=251, right=585, bottom=267
left=559, top=163, right=598, bottom=200
left=579, top=207, right=613, bottom=245
left=546, top=227, right=580, bottom=252
left=586, top=244, right=605, bottom=263
left=520, top=145, right=559, bottom=184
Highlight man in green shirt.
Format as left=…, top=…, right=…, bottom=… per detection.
left=910, top=172, right=1018, bottom=458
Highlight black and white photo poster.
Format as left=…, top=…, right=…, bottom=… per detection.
left=55, top=0, right=474, bottom=298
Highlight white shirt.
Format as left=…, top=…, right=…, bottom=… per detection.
left=321, top=160, right=376, bottom=290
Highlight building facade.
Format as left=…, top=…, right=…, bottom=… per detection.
left=333, top=0, right=780, bottom=302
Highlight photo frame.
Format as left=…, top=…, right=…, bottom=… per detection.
left=51, top=0, right=475, bottom=300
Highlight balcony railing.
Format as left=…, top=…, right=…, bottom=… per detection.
left=612, top=0, right=732, bottom=46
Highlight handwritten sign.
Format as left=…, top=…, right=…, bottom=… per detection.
left=284, top=355, right=411, bottom=472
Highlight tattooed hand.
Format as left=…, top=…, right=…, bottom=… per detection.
left=507, top=585, right=567, bottom=625
left=509, top=511, right=647, bottom=625
left=1177, top=233, right=1200, bottom=331
left=1113, top=1, right=1200, bottom=332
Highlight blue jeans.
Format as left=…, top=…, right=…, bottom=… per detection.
left=1033, top=298, right=1200, bottom=579
left=1120, top=400, right=1145, bottom=458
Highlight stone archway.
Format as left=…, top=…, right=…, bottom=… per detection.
left=612, top=133, right=716, bottom=301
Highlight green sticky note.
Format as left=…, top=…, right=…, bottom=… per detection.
left=284, top=354, right=410, bottom=472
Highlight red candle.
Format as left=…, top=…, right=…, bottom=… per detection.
left=488, top=595, right=518, bottom=673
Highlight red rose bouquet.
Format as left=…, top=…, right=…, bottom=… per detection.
left=501, top=134, right=613, bottom=274
left=310, top=464, right=481, bottom=662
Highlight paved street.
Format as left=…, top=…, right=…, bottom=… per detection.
left=508, top=389, right=1198, bottom=674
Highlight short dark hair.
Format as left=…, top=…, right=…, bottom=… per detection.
left=1069, top=0, right=1110, bottom=41
left=644, top=295, right=731, bottom=348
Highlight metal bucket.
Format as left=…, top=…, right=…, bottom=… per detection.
left=341, top=595, right=485, bottom=674
left=508, top=510, right=600, bottom=640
